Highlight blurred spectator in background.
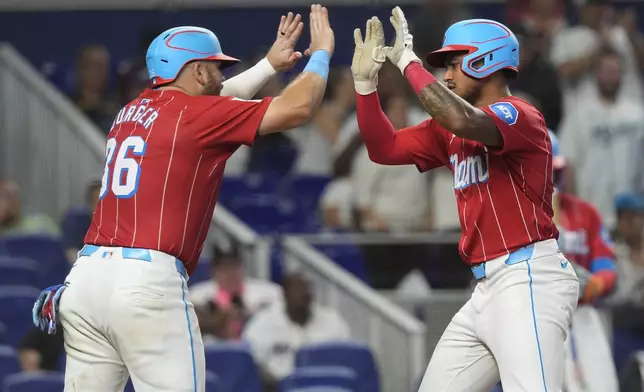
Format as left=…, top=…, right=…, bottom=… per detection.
left=243, top=272, right=350, bottom=391
left=191, top=246, right=282, bottom=342
left=550, top=0, right=644, bottom=112
left=611, top=194, right=644, bottom=304
left=70, top=44, right=119, bottom=133
left=509, top=21, right=562, bottom=130
left=61, top=180, right=101, bottom=263
left=507, top=0, right=566, bottom=42
left=116, top=27, right=161, bottom=105
left=558, top=47, right=644, bottom=228
left=410, top=0, right=470, bottom=65
left=18, top=327, right=64, bottom=372
left=0, top=180, right=59, bottom=236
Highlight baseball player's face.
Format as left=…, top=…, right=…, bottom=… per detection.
left=443, top=53, right=481, bottom=104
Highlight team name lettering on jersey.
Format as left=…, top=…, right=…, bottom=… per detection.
left=558, top=229, right=589, bottom=256
left=111, top=99, right=159, bottom=131
left=450, top=153, right=489, bottom=190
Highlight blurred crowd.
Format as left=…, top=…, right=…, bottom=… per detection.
left=3, top=0, right=644, bottom=390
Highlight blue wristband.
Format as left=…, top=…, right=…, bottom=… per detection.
left=303, top=50, right=330, bottom=81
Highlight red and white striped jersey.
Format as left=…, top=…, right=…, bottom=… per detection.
left=395, top=96, right=557, bottom=264
left=85, top=89, right=271, bottom=275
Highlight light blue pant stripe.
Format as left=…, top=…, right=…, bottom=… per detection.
left=181, top=278, right=197, bottom=392
left=527, top=261, right=548, bottom=391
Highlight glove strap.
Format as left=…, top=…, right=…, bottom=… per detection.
left=396, top=50, right=421, bottom=75
left=354, top=78, right=377, bottom=95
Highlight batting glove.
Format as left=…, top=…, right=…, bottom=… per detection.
left=581, top=274, right=606, bottom=304
left=32, top=283, right=68, bottom=335
left=385, top=6, right=422, bottom=74
left=352, top=16, right=387, bottom=95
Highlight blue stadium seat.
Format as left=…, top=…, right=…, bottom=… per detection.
left=229, top=198, right=303, bottom=234
left=287, top=388, right=353, bottom=392
left=0, top=257, right=42, bottom=287
left=0, top=286, right=41, bottom=347
left=313, top=245, right=368, bottom=283
left=279, top=366, right=358, bottom=392
left=189, top=259, right=211, bottom=287
left=3, top=372, right=65, bottom=392
left=286, top=175, right=331, bottom=213
left=0, top=322, right=6, bottom=345
left=60, top=207, right=92, bottom=251
left=2, top=235, right=70, bottom=285
left=206, top=370, right=222, bottom=392
left=0, top=345, right=20, bottom=384
left=295, top=342, right=380, bottom=392
left=204, top=342, right=262, bottom=392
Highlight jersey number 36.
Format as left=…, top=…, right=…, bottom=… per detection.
left=99, top=136, right=146, bottom=199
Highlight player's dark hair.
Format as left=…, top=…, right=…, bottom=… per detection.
left=211, top=244, right=241, bottom=268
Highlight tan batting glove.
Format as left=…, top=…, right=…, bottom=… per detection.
left=385, top=6, right=421, bottom=74
left=352, top=16, right=387, bottom=95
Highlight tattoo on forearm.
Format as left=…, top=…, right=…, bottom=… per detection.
left=417, top=83, right=461, bottom=127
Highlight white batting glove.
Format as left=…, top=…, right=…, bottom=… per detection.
left=385, top=6, right=421, bottom=74
left=352, top=16, right=387, bottom=95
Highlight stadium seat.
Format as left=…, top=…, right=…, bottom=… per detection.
left=3, top=371, right=65, bottom=392
left=0, top=257, right=42, bottom=287
left=0, top=286, right=41, bottom=347
left=287, top=388, right=353, bottom=392
left=60, top=207, right=92, bottom=250
left=313, top=245, right=368, bottom=283
left=0, top=322, right=6, bottom=345
left=204, top=342, right=262, bottom=392
left=295, top=342, right=380, bottom=392
left=0, top=345, right=20, bottom=384
left=229, top=198, right=303, bottom=234
left=286, top=175, right=331, bottom=213
left=189, top=259, right=211, bottom=287
left=279, top=366, right=358, bottom=392
left=2, top=235, right=70, bottom=285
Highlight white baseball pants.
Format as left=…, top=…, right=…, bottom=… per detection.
left=563, top=304, right=618, bottom=392
left=418, top=239, right=579, bottom=392
left=58, top=245, right=205, bottom=392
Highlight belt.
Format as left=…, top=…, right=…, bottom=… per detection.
left=79, top=244, right=187, bottom=279
left=471, top=244, right=535, bottom=281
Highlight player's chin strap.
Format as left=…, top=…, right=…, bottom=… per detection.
left=32, top=283, right=68, bottom=335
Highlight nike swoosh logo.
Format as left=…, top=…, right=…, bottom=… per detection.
left=560, top=260, right=568, bottom=268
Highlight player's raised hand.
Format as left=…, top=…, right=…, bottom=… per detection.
left=351, top=16, right=387, bottom=95
left=308, top=4, right=335, bottom=56
left=266, top=12, right=305, bottom=72
left=384, top=6, right=421, bottom=73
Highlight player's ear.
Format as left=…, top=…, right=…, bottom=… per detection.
left=192, top=61, right=208, bottom=86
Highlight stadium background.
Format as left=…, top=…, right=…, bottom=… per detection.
left=1, top=0, right=644, bottom=391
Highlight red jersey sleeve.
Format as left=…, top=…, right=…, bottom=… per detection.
left=183, top=96, right=273, bottom=149
left=395, top=119, right=451, bottom=172
left=586, top=203, right=616, bottom=263
left=480, top=98, right=549, bottom=155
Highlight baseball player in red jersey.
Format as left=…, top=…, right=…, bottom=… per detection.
left=549, top=130, right=619, bottom=392
left=31, top=6, right=335, bottom=392
left=351, top=8, right=579, bottom=392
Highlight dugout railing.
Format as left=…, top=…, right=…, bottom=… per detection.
left=0, top=43, right=426, bottom=392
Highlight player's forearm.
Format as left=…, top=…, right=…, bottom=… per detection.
left=355, top=92, right=410, bottom=165
left=220, top=58, right=276, bottom=99
left=403, top=63, right=502, bottom=146
left=258, top=50, right=329, bottom=134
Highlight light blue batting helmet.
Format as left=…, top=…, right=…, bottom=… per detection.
left=426, top=19, right=519, bottom=79
left=146, top=26, right=239, bottom=86
left=548, top=130, right=565, bottom=170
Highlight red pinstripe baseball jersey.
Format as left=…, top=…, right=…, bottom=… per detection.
left=557, top=192, right=615, bottom=270
left=85, top=88, right=271, bottom=275
left=396, top=96, right=558, bottom=264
